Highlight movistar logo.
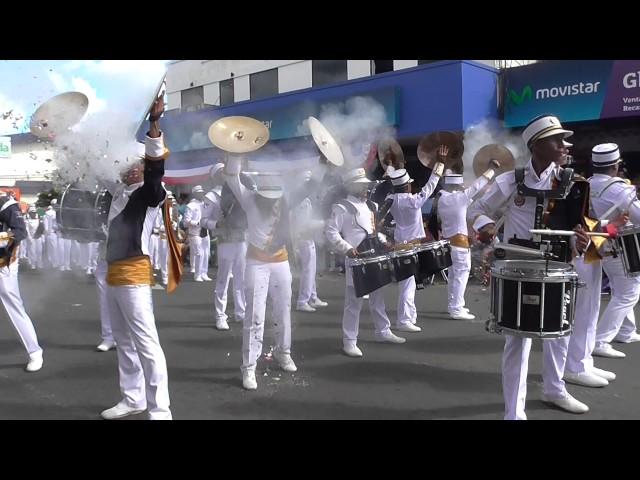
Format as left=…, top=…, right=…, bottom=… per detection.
left=508, top=85, right=533, bottom=105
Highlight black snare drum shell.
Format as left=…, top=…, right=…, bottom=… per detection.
left=392, top=254, right=418, bottom=282
left=352, top=260, right=393, bottom=297
left=619, top=234, right=640, bottom=274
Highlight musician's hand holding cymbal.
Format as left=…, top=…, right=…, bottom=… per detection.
left=148, top=92, right=165, bottom=139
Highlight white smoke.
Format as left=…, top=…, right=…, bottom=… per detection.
left=297, top=96, right=395, bottom=171
left=461, top=119, right=528, bottom=184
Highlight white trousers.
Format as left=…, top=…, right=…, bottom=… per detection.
left=342, top=284, right=392, bottom=347
left=106, top=283, right=171, bottom=420
left=27, top=237, right=44, bottom=269
left=397, top=276, right=417, bottom=326
left=158, top=237, right=168, bottom=283
left=95, top=261, right=114, bottom=343
left=57, top=237, right=71, bottom=269
left=566, top=257, right=601, bottom=374
left=296, top=239, right=319, bottom=306
left=447, top=246, right=471, bottom=314
left=619, top=310, right=637, bottom=341
left=596, top=256, right=640, bottom=347
left=149, top=235, right=160, bottom=269
left=188, top=235, right=209, bottom=278
left=0, top=262, right=42, bottom=357
left=242, top=258, right=292, bottom=372
left=45, top=233, right=58, bottom=268
left=214, top=241, right=246, bottom=322
left=503, top=335, right=569, bottom=420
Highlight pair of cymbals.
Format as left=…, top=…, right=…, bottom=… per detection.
left=30, top=92, right=89, bottom=139
left=377, top=137, right=405, bottom=171
left=208, top=116, right=269, bottom=153
left=472, top=144, right=515, bottom=177
left=307, top=116, right=344, bottom=167
left=417, top=131, right=465, bottom=170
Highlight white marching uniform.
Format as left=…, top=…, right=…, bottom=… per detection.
left=103, top=134, right=171, bottom=420
left=387, top=172, right=441, bottom=326
left=0, top=199, right=43, bottom=364
left=25, top=216, right=43, bottom=269
left=326, top=195, right=394, bottom=348
left=292, top=197, right=323, bottom=309
left=590, top=174, right=640, bottom=347
left=183, top=199, right=209, bottom=280
left=43, top=208, right=58, bottom=268
left=149, top=214, right=162, bottom=270
left=469, top=160, right=573, bottom=420
left=225, top=158, right=293, bottom=374
left=438, top=175, right=491, bottom=316
left=203, top=189, right=247, bottom=324
left=95, top=256, right=114, bottom=345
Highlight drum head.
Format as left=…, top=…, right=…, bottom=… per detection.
left=491, top=259, right=575, bottom=280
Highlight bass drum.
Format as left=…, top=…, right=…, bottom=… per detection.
left=58, top=185, right=112, bottom=242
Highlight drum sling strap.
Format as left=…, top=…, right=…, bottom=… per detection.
left=336, top=199, right=380, bottom=256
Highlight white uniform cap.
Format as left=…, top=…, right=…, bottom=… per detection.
left=388, top=168, right=414, bottom=187
left=342, top=168, right=371, bottom=184
left=522, top=114, right=573, bottom=148
left=192, top=185, right=204, bottom=194
left=473, top=215, right=495, bottom=232
left=592, top=143, right=622, bottom=167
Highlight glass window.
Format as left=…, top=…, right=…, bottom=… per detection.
left=250, top=69, right=278, bottom=100
left=312, top=60, right=348, bottom=87
left=372, top=60, right=394, bottom=74
left=220, top=78, right=234, bottom=106
left=181, top=86, right=203, bottom=108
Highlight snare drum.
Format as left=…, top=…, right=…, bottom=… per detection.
left=488, top=260, right=579, bottom=339
left=389, top=248, right=419, bottom=282
left=415, top=240, right=452, bottom=276
left=349, top=254, right=393, bottom=298
left=59, top=185, right=113, bottom=242
left=616, top=225, right=640, bottom=277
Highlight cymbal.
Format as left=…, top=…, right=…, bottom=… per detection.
left=377, top=137, right=405, bottom=171
left=307, top=116, right=344, bottom=166
left=472, top=144, right=515, bottom=177
left=30, top=92, right=89, bottom=139
left=207, top=116, right=269, bottom=153
left=417, top=131, right=464, bottom=169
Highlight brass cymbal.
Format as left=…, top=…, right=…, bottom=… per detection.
left=417, top=131, right=464, bottom=169
left=472, top=144, right=515, bottom=177
left=307, top=116, right=344, bottom=166
left=207, top=116, right=269, bottom=153
left=377, top=137, right=405, bottom=171
left=30, top=92, right=89, bottom=139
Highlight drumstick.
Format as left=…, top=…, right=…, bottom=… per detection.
left=529, top=229, right=610, bottom=238
left=493, top=242, right=551, bottom=258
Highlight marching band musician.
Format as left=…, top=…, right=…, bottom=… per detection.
left=325, top=167, right=406, bottom=358
left=378, top=153, right=444, bottom=332
left=25, top=206, right=43, bottom=270
left=184, top=185, right=212, bottom=282
left=437, top=151, right=499, bottom=321
left=468, top=114, right=590, bottom=419
left=207, top=163, right=249, bottom=331
left=590, top=144, right=640, bottom=357
left=0, top=193, right=44, bottom=372
left=43, top=200, right=59, bottom=269
left=99, top=95, right=174, bottom=420
left=94, top=241, right=116, bottom=353
left=224, top=157, right=299, bottom=391
left=563, top=144, right=630, bottom=388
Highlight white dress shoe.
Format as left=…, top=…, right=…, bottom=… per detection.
left=542, top=393, right=589, bottom=414
left=96, top=341, right=116, bottom=352
left=234, top=316, right=244, bottom=323
left=309, top=298, right=329, bottom=308
left=396, top=323, right=422, bottom=333
left=593, top=344, right=626, bottom=358
left=343, top=345, right=363, bottom=357
left=215, top=319, right=230, bottom=331
left=375, top=331, right=406, bottom=344
left=100, top=400, right=146, bottom=420
left=591, top=367, right=616, bottom=381
left=296, top=303, right=316, bottom=313
left=201, top=274, right=213, bottom=281
left=25, top=353, right=43, bottom=372
left=273, top=352, right=297, bottom=372
left=449, top=311, right=476, bottom=320
left=563, top=371, right=608, bottom=388
left=194, top=276, right=204, bottom=282
left=242, top=370, right=257, bottom=390
left=613, top=331, right=640, bottom=343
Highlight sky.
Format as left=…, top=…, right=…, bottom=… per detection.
left=0, top=60, right=168, bottom=136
